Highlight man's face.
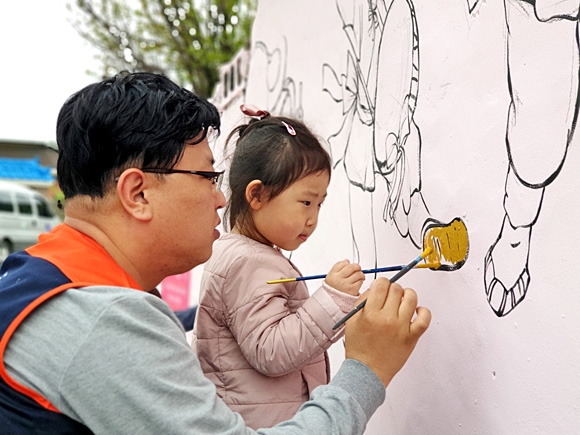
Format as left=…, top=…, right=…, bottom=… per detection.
left=150, top=138, right=226, bottom=275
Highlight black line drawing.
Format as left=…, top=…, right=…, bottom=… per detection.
left=224, top=1, right=579, bottom=319
left=467, top=0, right=482, bottom=14
left=322, top=0, right=469, bottom=272
left=483, top=0, right=579, bottom=316
left=253, top=37, right=304, bottom=120
left=244, top=37, right=304, bottom=261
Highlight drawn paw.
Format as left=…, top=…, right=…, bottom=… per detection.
left=483, top=216, right=532, bottom=316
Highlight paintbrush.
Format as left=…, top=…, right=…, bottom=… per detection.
left=266, top=262, right=439, bottom=284
left=331, top=247, right=433, bottom=330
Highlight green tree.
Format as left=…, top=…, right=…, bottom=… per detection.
left=69, top=0, right=256, bottom=98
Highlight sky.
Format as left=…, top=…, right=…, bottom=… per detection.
left=0, top=1, right=100, bottom=143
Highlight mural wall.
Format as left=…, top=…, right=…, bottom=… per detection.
left=214, top=0, right=580, bottom=432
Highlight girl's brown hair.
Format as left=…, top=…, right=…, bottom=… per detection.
left=224, top=115, right=331, bottom=236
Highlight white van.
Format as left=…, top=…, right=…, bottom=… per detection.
left=0, top=181, right=61, bottom=262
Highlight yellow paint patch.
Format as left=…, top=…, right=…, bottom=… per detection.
left=423, top=218, right=469, bottom=269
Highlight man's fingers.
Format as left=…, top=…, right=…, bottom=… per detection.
left=398, top=289, right=431, bottom=338
left=410, top=306, right=432, bottom=338
left=361, top=277, right=390, bottom=311
left=383, top=281, right=404, bottom=318
left=354, top=280, right=430, bottom=339
left=397, top=288, right=419, bottom=321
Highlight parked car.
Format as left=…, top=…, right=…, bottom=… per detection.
left=0, top=181, right=61, bottom=262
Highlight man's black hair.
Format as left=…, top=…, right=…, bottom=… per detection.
left=56, top=72, right=221, bottom=198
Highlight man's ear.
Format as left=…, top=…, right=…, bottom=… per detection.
left=116, top=169, right=153, bottom=221
left=246, top=180, right=264, bottom=210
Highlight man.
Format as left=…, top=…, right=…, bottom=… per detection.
left=0, top=72, right=431, bottom=433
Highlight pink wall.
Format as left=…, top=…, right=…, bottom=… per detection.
left=212, top=0, right=580, bottom=432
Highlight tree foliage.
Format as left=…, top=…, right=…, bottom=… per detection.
left=68, top=0, right=256, bottom=98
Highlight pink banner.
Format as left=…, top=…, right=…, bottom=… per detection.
left=161, top=271, right=191, bottom=311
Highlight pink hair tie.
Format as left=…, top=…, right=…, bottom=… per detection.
left=240, top=104, right=296, bottom=136
left=281, top=121, right=296, bottom=136
left=240, top=104, right=270, bottom=120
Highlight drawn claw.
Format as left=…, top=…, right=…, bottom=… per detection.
left=484, top=248, right=530, bottom=317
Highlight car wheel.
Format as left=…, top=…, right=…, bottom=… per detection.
left=0, top=239, right=13, bottom=264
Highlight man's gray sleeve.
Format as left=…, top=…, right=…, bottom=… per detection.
left=259, top=359, right=386, bottom=434
left=5, top=287, right=385, bottom=434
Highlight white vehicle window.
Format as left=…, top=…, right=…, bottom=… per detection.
left=0, top=192, right=13, bottom=212
left=16, top=193, right=33, bottom=215
left=33, top=194, right=54, bottom=218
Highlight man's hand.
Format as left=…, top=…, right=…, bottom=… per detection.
left=344, top=277, right=431, bottom=387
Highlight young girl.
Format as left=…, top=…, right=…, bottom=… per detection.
left=192, top=105, right=365, bottom=429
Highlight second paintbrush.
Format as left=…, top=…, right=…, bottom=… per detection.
left=331, top=247, right=434, bottom=330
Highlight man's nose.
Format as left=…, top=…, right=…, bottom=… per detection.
left=216, top=190, right=226, bottom=208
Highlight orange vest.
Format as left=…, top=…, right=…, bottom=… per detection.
left=0, top=224, right=141, bottom=433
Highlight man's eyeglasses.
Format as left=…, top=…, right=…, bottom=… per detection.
left=141, top=168, right=225, bottom=191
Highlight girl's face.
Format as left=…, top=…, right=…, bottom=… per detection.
left=251, top=170, right=330, bottom=251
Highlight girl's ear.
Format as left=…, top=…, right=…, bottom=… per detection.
left=246, top=180, right=264, bottom=210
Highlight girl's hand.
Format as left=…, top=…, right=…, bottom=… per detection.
left=324, top=260, right=365, bottom=296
